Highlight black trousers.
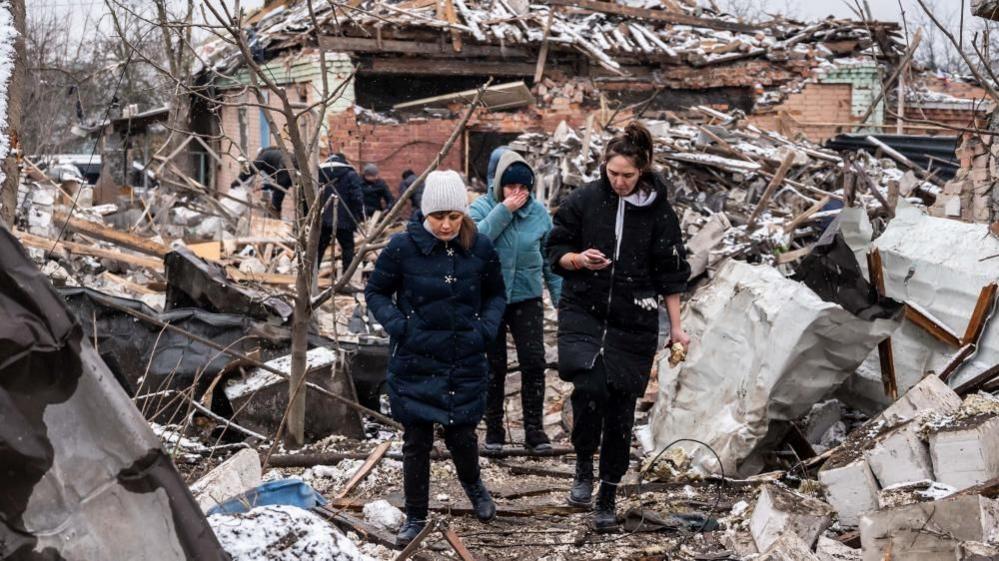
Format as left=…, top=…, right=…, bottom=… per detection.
left=266, top=185, right=286, bottom=216
left=485, top=298, right=547, bottom=436
left=570, top=357, right=639, bottom=484
left=402, top=422, right=480, bottom=520
left=317, top=227, right=355, bottom=271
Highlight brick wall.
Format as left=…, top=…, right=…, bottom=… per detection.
left=326, top=105, right=591, bottom=196
left=747, top=83, right=855, bottom=142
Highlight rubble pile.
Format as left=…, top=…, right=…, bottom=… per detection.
left=196, top=0, right=902, bottom=108
left=512, top=109, right=942, bottom=272
left=930, top=132, right=996, bottom=222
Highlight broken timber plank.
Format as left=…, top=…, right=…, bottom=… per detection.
left=867, top=248, right=898, bottom=400
left=905, top=302, right=962, bottom=347
left=443, top=0, right=462, bottom=52
left=441, top=527, right=476, bottom=561
left=336, top=441, right=392, bottom=499
left=53, top=211, right=170, bottom=257
left=533, top=7, right=555, bottom=84
left=963, top=283, right=998, bottom=344
left=939, top=343, right=977, bottom=384
left=746, top=152, right=796, bottom=229
left=544, top=0, right=760, bottom=33
left=953, top=364, right=999, bottom=396
left=784, top=195, right=832, bottom=233
left=16, top=230, right=165, bottom=272
left=313, top=506, right=398, bottom=548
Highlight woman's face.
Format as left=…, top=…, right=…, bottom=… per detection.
left=606, top=155, right=641, bottom=197
left=426, top=211, right=464, bottom=240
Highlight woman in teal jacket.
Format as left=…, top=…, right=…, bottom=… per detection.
left=469, top=147, right=562, bottom=453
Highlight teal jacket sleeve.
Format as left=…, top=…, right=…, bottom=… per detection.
left=470, top=199, right=514, bottom=242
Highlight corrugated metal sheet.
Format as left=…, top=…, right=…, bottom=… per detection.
left=825, top=133, right=960, bottom=181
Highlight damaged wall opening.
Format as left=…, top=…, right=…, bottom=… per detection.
left=466, top=130, right=521, bottom=189
left=355, top=72, right=504, bottom=111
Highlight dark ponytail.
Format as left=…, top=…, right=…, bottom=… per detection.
left=604, top=121, right=654, bottom=172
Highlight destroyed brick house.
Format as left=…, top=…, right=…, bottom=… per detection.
left=14, top=0, right=999, bottom=560
left=186, top=0, right=991, bottom=204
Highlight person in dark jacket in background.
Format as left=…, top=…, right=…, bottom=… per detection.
left=365, top=170, right=507, bottom=546
left=546, top=122, right=691, bottom=532
left=470, top=147, right=562, bottom=454
left=360, top=163, right=394, bottom=220
left=234, top=146, right=295, bottom=217
left=316, top=154, right=364, bottom=272
left=398, top=169, right=422, bottom=219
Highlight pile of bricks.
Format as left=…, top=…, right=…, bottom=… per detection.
left=929, top=133, right=996, bottom=223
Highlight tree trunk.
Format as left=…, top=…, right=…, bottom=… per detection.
left=286, top=194, right=324, bottom=448
left=0, top=0, right=24, bottom=226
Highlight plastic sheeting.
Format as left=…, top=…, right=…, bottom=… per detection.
left=840, top=202, right=999, bottom=412
left=648, top=259, right=901, bottom=477
left=0, top=226, right=229, bottom=560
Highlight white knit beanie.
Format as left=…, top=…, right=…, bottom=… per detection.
left=421, top=170, right=469, bottom=216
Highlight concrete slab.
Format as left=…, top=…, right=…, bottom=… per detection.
left=190, top=448, right=262, bottom=513
left=929, top=416, right=999, bottom=491
left=859, top=494, right=999, bottom=561
left=818, top=458, right=880, bottom=527
left=816, top=536, right=861, bottom=561
left=757, top=531, right=821, bottom=561
left=864, top=421, right=935, bottom=488
left=878, top=374, right=962, bottom=425
left=751, top=484, right=834, bottom=552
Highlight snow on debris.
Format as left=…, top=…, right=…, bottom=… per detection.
left=209, top=504, right=375, bottom=561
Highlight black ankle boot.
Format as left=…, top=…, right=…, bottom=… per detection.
left=484, top=424, right=504, bottom=454
left=593, top=482, right=619, bottom=532
left=461, top=479, right=496, bottom=522
left=524, top=427, right=552, bottom=453
left=396, top=517, right=426, bottom=546
left=567, top=457, right=594, bottom=508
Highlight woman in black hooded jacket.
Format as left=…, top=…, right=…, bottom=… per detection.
left=546, top=121, right=691, bottom=531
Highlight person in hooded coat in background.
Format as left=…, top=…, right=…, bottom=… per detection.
left=546, top=122, right=691, bottom=532
left=316, top=153, right=364, bottom=272
left=469, top=147, right=562, bottom=453
left=365, top=170, right=507, bottom=546
left=234, top=145, right=296, bottom=217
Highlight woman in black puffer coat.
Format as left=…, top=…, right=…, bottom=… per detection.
left=365, top=170, right=506, bottom=546
left=547, top=122, right=691, bottom=532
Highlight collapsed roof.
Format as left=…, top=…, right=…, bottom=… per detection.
left=196, top=0, right=904, bottom=96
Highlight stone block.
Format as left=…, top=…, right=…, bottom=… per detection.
left=758, top=531, right=821, bottom=561
left=877, top=375, right=962, bottom=426
left=190, top=448, right=262, bottom=513
left=751, top=484, right=834, bottom=552
left=864, top=421, right=934, bottom=488
left=816, top=536, right=861, bottom=561
left=859, top=494, right=999, bottom=561
left=929, top=416, right=999, bottom=491
left=819, top=458, right=880, bottom=527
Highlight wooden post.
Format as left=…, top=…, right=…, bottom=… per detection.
left=867, top=248, right=898, bottom=400
left=747, top=152, right=796, bottom=229
left=533, top=7, right=555, bottom=84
